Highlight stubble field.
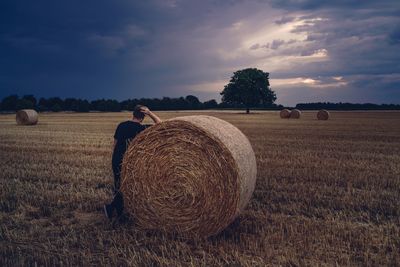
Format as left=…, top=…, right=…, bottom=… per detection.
left=0, top=111, right=399, bottom=266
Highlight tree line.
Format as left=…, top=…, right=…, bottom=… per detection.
left=0, top=94, right=220, bottom=112
left=2, top=95, right=399, bottom=112
left=0, top=95, right=283, bottom=112
left=0, top=94, right=284, bottom=112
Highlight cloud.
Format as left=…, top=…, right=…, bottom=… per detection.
left=249, top=43, right=260, bottom=50
left=388, top=26, right=400, bottom=45
left=85, top=24, right=148, bottom=57
left=269, top=0, right=400, bottom=10
left=275, top=16, right=296, bottom=25
left=86, top=34, right=125, bottom=57
left=270, top=39, right=286, bottom=50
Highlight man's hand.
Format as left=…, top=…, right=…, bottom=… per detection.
left=140, top=106, right=162, bottom=124
left=140, top=106, right=151, bottom=115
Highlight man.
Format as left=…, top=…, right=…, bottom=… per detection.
left=104, top=105, right=162, bottom=220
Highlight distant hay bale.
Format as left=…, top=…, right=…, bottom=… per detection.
left=120, top=115, right=257, bottom=238
left=290, top=109, right=301, bottom=119
left=280, top=109, right=291, bottom=119
left=16, top=109, right=38, bottom=125
left=317, top=109, right=330, bottom=120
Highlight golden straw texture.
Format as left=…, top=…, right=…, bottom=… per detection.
left=290, top=109, right=301, bottom=119
left=280, top=109, right=291, bottom=119
left=317, top=109, right=330, bottom=120
left=120, top=115, right=257, bottom=238
left=16, top=109, right=38, bottom=125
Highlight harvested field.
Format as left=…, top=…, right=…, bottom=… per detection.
left=0, top=111, right=399, bottom=266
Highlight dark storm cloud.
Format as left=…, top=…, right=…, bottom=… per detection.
left=0, top=0, right=399, bottom=105
left=0, top=1, right=151, bottom=98
left=388, top=27, right=400, bottom=45
left=0, top=0, right=252, bottom=100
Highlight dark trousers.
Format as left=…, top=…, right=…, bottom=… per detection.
left=110, top=162, right=124, bottom=216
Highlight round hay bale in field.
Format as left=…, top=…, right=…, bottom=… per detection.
left=317, top=109, right=330, bottom=120
left=280, top=109, right=291, bottom=119
left=290, top=109, right=301, bottom=119
left=16, top=109, right=38, bottom=125
left=120, top=115, right=257, bottom=238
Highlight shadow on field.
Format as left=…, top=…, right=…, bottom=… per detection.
left=211, top=212, right=268, bottom=241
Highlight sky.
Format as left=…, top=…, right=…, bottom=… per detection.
left=0, top=0, right=399, bottom=106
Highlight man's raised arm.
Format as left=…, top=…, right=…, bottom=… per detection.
left=140, top=107, right=162, bottom=124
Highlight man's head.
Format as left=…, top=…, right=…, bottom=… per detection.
left=133, top=105, right=146, bottom=121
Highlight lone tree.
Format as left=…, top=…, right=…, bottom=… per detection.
left=220, top=68, right=276, bottom=113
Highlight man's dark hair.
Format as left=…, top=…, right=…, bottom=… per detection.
left=133, top=105, right=145, bottom=120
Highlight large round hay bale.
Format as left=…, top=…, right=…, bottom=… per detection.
left=120, top=115, right=257, bottom=238
left=290, top=109, right=301, bottom=119
left=317, top=109, right=330, bottom=120
left=280, top=109, right=291, bottom=119
left=16, top=109, right=38, bottom=125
